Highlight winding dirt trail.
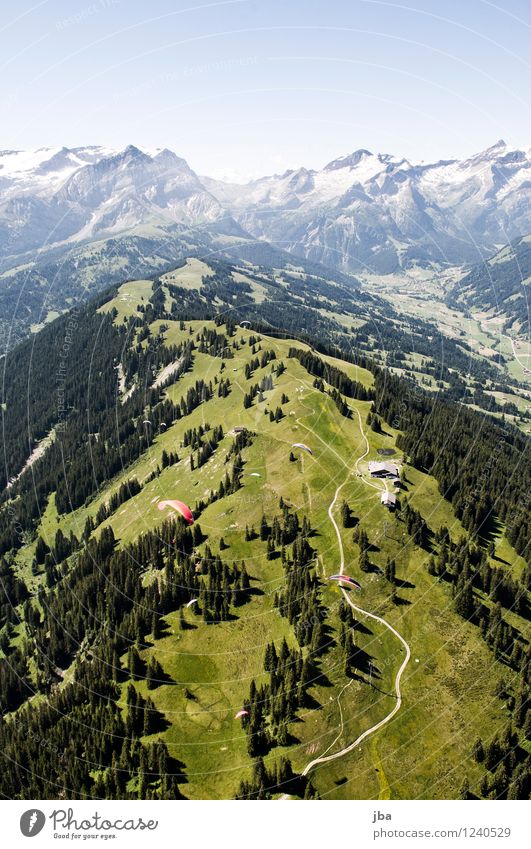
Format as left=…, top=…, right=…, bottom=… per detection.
left=300, top=413, right=411, bottom=779
left=503, top=333, right=530, bottom=376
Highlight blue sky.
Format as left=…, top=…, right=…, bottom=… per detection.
left=1, top=0, right=530, bottom=179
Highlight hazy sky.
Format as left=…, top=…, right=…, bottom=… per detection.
left=1, top=0, right=530, bottom=180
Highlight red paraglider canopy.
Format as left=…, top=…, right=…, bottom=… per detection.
left=158, top=499, right=194, bottom=525
left=329, top=574, right=361, bottom=590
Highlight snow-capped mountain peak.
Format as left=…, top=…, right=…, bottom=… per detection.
left=1, top=141, right=530, bottom=272
left=0, top=144, right=240, bottom=257
left=203, top=141, right=531, bottom=272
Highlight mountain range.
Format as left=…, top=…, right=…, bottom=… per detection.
left=1, top=140, right=530, bottom=346
left=1, top=139, right=531, bottom=273
left=0, top=144, right=240, bottom=260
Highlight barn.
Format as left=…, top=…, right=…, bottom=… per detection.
left=381, top=491, right=396, bottom=510
left=368, top=460, right=399, bottom=478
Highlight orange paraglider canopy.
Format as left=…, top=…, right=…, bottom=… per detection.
left=157, top=499, right=194, bottom=525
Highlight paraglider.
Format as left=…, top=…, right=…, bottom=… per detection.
left=157, top=499, right=194, bottom=525
left=234, top=709, right=249, bottom=719
left=328, top=574, right=361, bottom=590
left=186, top=598, right=199, bottom=608
left=240, top=320, right=251, bottom=328
left=292, top=442, right=313, bottom=456
left=249, top=472, right=261, bottom=477
left=142, top=420, right=152, bottom=426
left=160, top=422, right=167, bottom=429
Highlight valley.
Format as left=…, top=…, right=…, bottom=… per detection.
left=361, top=269, right=531, bottom=434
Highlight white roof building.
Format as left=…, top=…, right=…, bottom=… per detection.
left=368, top=460, right=399, bottom=478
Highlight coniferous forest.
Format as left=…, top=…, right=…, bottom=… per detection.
left=0, top=258, right=529, bottom=803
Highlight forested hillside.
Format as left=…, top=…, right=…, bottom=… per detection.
left=0, top=264, right=529, bottom=800
left=449, top=235, right=531, bottom=333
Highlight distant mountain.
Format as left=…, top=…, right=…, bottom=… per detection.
left=204, top=140, right=531, bottom=273
left=2, top=140, right=531, bottom=273
left=449, top=234, right=531, bottom=332
left=0, top=145, right=240, bottom=261
left=2, top=140, right=531, bottom=344
left=0, top=145, right=357, bottom=345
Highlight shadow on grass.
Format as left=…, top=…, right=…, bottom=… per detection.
left=395, top=578, right=415, bottom=589
left=392, top=594, right=412, bottom=606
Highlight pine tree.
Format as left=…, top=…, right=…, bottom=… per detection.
left=341, top=500, right=352, bottom=528
left=151, top=612, right=162, bottom=640
left=146, top=657, right=164, bottom=690
left=128, top=646, right=143, bottom=681
left=454, top=574, right=474, bottom=619
left=359, top=549, right=370, bottom=573
left=472, top=737, right=485, bottom=763
left=260, top=514, right=269, bottom=541
left=458, top=777, right=470, bottom=799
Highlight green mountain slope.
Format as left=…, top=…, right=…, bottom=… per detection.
left=449, top=235, right=531, bottom=333
left=0, top=271, right=529, bottom=801
left=0, top=223, right=360, bottom=349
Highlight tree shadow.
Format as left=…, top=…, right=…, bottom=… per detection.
left=352, top=620, right=373, bottom=636
left=395, top=578, right=415, bottom=589
left=150, top=667, right=175, bottom=687
left=155, top=752, right=188, bottom=792
left=284, top=729, right=301, bottom=745
left=298, top=690, right=323, bottom=711
left=392, top=594, right=412, bottom=606
left=149, top=709, right=171, bottom=734
left=310, top=669, right=334, bottom=689
left=349, top=646, right=379, bottom=677
left=360, top=562, right=382, bottom=575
